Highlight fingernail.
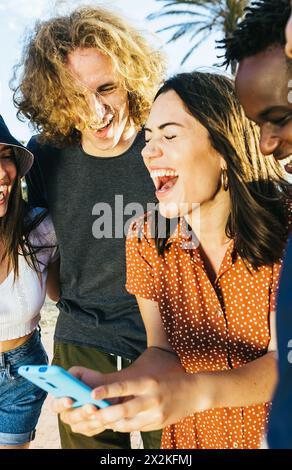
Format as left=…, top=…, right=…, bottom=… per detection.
left=92, top=387, right=103, bottom=399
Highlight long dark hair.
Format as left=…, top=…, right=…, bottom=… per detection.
left=151, top=72, right=291, bottom=269
left=0, top=165, right=49, bottom=281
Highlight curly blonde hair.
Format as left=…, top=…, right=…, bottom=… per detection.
left=12, top=6, right=166, bottom=146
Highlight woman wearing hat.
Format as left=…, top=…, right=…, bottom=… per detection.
left=0, top=116, right=60, bottom=449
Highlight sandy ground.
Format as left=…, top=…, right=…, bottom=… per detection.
left=30, top=299, right=60, bottom=449
left=30, top=298, right=142, bottom=449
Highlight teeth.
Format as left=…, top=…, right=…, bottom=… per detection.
left=150, top=170, right=179, bottom=178
left=279, top=155, right=292, bottom=166
left=87, top=115, right=114, bottom=132
left=0, top=185, right=7, bottom=201
left=95, top=115, right=114, bottom=131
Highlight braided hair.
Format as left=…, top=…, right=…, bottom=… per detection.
left=222, top=0, right=291, bottom=68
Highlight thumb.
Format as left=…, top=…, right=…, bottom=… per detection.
left=92, top=379, right=144, bottom=401
left=68, top=366, right=105, bottom=389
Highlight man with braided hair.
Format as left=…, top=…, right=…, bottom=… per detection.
left=12, top=6, right=165, bottom=449
left=224, top=0, right=292, bottom=448
left=223, top=0, right=292, bottom=184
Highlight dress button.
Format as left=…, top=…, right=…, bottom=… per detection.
left=233, top=442, right=238, bottom=448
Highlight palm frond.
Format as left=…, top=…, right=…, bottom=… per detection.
left=180, top=23, right=217, bottom=63
left=148, top=9, right=211, bottom=20
left=148, top=0, right=250, bottom=71
left=156, top=21, right=206, bottom=43
left=155, top=0, right=219, bottom=5
left=157, top=20, right=210, bottom=34
left=181, top=35, right=209, bottom=64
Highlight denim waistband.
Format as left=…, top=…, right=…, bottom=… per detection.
left=0, top=328, right=40, bottom=368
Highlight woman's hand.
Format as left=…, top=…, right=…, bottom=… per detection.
left=51, top=364, right=207, bottom=436
left=86, top=371, right=205, bottom=433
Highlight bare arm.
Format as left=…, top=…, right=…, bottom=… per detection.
left=46, top=258, right=60, bottom=302
left=105, top=297, right=277, bottom=407
left=52, top=296, right=277, bottom=435
left=87, top=299, right=277, bottom=425
left=193, top=305, right=277, bottom=410
left=192, top=351, right=277, bottom=410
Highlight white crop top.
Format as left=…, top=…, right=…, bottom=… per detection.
left=0, top=209, right=59, bottom=340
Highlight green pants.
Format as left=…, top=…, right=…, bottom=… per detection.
left=52, top=341, right=162, bottom=449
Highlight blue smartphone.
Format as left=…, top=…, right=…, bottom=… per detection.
left=18, top=365, right=110, bottom=409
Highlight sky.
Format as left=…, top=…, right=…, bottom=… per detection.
left=0, top=0, right=223, bottom=142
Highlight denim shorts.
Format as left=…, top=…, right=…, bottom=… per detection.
left=0, top=328, right=48, bottom=446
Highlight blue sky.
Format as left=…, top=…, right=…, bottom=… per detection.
left=0, top=0, right=223, bottom=142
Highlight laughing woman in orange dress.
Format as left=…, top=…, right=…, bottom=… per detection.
left=53, top=72, right=291, bottom=449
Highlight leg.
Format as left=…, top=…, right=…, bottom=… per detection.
left=52, top=342, right=131, bottom=449
left=0, top=330, right=48, bottom=450
left=141, top=430, right=162, bottom=449
left=0, top=442, right=30, bottom=449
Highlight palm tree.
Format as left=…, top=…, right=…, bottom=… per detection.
left=148, top=0, right=250, bottom=74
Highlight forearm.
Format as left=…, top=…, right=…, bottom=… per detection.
left=131, top=349, right=278, bottom=410
left=192, top=351, right=278, bottom=411
left=104, top=346, right=184, bottom=384
left=135, top=345, right=182, bottom=370
left=96, top=349, right=278, bottom=413
left=54, top=351, right=278, bottom=435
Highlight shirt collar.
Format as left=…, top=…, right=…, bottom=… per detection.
left=167, top=217, right=237, bottom=272
left=167, top=217, right=200, bottom=250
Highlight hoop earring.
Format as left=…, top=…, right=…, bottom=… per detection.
left=221, top=168, right=229, bottom=191
left=285, top=43, right=292, bottom=60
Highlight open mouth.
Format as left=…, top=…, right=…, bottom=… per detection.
left=149, top=169, right=179, bottom=195
left=278, top=154, right=292, bottom=176
left=90, top=114, right=114, bottom=133
left=0, top=184, right=8, bottom=205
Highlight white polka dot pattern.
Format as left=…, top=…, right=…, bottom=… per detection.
left=126, top=207, right=291, bottom=449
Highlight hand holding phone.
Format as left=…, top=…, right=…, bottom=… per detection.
left=18, top=365, right=110, bottom=409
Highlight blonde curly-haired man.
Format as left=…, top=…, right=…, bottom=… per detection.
left=13, top=6, right=165, bottom=449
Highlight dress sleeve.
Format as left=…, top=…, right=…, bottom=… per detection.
left=28, top=210, right=59, bottom=269
left=40, top=215, right=59, bottom=263
left=125, top=220, right=158, bottom=302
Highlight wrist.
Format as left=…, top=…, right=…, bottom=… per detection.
left=188, top=372, right=215, bottom=414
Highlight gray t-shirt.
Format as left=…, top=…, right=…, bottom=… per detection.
left=27, top=131, right=156, bottom=360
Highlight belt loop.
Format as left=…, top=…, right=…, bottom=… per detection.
left=0, top=353, right=5, bottom=368
left=117, top=356, right=122, bottom=371
left=6, top=362, right=12, bottom=379
left=0, top=353, right=13, bottom=379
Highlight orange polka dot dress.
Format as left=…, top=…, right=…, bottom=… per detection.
left=125, top=214, right=285, bottom=449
